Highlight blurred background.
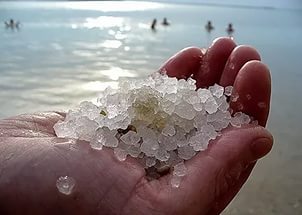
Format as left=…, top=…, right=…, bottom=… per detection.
left=0, top=0, right=302, bottom=214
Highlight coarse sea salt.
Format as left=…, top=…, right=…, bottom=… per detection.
left=54, top=73, right=252, bottom=188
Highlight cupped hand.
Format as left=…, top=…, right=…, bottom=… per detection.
left=0, top=37, right=273, bottom=215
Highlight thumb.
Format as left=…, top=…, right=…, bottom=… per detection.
left=181, top=125, right=273, bottom=214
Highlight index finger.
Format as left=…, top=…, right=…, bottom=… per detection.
left=159, top=47, right=205, bottom=79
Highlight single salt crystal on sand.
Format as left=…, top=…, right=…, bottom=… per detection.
left=56, top=176, right=76, bottom=195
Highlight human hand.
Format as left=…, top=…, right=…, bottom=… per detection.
left=0, top=37, right=273, bottom=215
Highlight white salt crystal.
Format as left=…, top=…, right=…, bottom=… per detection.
left=240, top=113, right=251, bottom=124
left=178, top=145, right=196, bottom=160
left=164, top=93, right=177, bottom=103
left=93, top=127, right=118, bottom=148
left=76, top=116, right=98, bottom=142
left=56, top=176, right=76, bottom=195
left=171, top=175, right=182, bottom=188
left=189, top=133, right=208, bottom=151
left=161, top=100, right=175, bottom=114
left=155, top=145, right=170, bottom=161
left=224, top=86, right=233, bottom=96
left=192, top=102, right=203, bottom=111
left=90, top=136, right=103, bottom=150
left=204, top=97, right=218, bottom=114
left=230, top=112, right=244, bottom=127
left=174, top=102, right=196, bottom=120
left=193, top=114, right=207, bottom=129
left=146, top=157, right=156, bottom=167
left=201, top=124, right=217, bottom=140
left=54, top=120, right=78, bottom=139
left=158, top=134, right=177, bottom=151
left=79, top=101, right=100, bottom=120
left=162, top=125, right=176, bottom=136
left=140, top=140, right=158, bottom=157
left=173, top=161, right=187, bottom=176
left=120, top=131, right=140, bottom=145
left=197, top=88, right=212, bottom=103
left=114, top=148, right=128, bottom=161
left=209, top=84, right=224, bottom=98
left=127, top=145, right=141, bottom=158
left=184, top=91, right=200, bottom=105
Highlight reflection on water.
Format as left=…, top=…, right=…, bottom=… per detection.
left=82, top=81, right=119, bottom=91
left=83, top=16, right=125, bottom=29
left=98, top=67, right=137, bottom=80
left=100, top=40, right=123, bottom=49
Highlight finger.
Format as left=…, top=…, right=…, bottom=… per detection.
left=219, top=45, right=261, bottom=87
left=194, top=37, right=236, bottom=88
left=230, top=60, right=271, bottom=126
left=182, top=126, right=273, bottom=213
left=159, top=47, right=204, bottom=79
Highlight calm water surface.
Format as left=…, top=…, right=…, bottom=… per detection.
left=0, top=1, right=301, bottom=214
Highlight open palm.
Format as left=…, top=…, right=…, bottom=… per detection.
left=0, top=37, right=273, bottom=215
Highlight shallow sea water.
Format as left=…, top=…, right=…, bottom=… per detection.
left=0, top=1, right=302, bottom=214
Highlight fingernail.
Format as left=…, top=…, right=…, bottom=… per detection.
left=251, top=137, right=273, bottom=159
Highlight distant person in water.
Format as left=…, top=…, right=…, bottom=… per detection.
left=205, top=21, right=214, bottom=32
left=226, top=23, right=234, bottom=35
left=4, top=19, right=20, bottom=29
left=162, top=17, right=170, bottom=26
left=151, top=18, right=157, bottom=31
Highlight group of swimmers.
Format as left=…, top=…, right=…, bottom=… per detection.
left=205, top=20, right=234, bottom=35
left=4, top=19, right=20, bottom=29
left=151, top=17, right=170, bottom=30
left=150, top=18, right=234, bottom=35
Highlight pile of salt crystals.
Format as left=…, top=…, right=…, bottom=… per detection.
left=54, top=72, right=251, bottom=188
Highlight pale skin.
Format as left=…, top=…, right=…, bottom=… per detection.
left=0, top=37, right=273, bottom=215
